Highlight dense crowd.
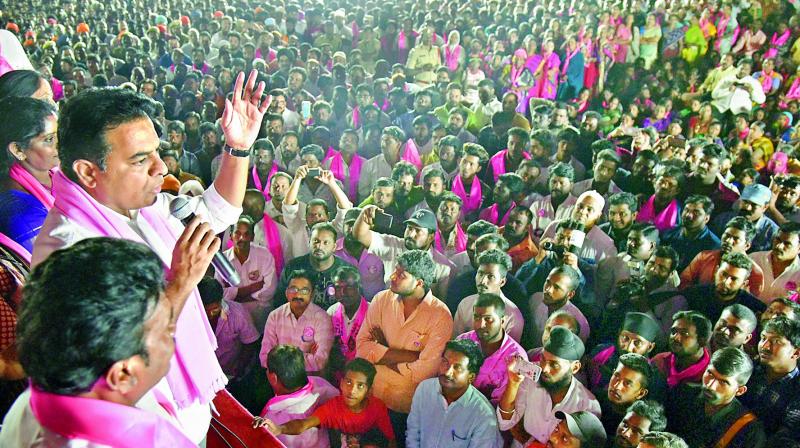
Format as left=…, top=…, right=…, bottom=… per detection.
left=0, top=0, right=800, bottom=447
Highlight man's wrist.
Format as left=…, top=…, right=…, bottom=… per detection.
left=224, top=144, right=251, bottom=157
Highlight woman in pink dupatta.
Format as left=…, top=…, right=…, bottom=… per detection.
left=531, top=39, right=561, bottom=100
left=613, top=14, right=634, bottom=63
left=442, top=30, right=465, bottom=77
left=502, top=48, right=535, bottom=115
left=397, top=18, right=419, bottom=65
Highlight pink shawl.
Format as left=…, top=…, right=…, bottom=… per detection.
left=251, top=164, right=278, bottom=201
left=785, top=77, right=800, bottom=100
left=0, top=231, right=30, bottom=263
left=435, top=221, right=467, bottom=253
left=351, top=106, right=362, bottom=129
left=9, top=162, right=54, bottom=209
left=331, top=298, right=368, bottom=362
left=445, top=45, right=462, bottom=72
left=452, top=175, right=482, bottom=216
left=30, top=386, right=195, bottom=448
left=50, top=170, right=226, bottom=407
left=664, top=348, right=710, bottom=388
left=589, top=345, right=617, bottom=389
left=765, top=29, right=790, bottom=59
left=479, top=202, right=516, bottom=226
left=489, top=149, right=530, bottom=183
left=401, top=139, right=423, bottom=173
left=636, top=195, right=680, bottom=232
left=326, top=150, right=364, bottom=200
left=262, top=213, right=285, bottom=275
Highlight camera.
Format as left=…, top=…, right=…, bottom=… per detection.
left=542, top=241, right=567, bottom=257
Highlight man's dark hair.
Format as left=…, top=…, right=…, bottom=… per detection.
left=299, top=144, right=325, bottom=162
left=630, top=222, right=659, bottom=244
left=498, top=172, right=525, bottom=196
left=618, top=353, right=653, bottom=389
left=438, top=135, right=463, bottom=155
left=58, top=88, right=160, bottom=182
left=556, top=219, right=586, bottom=233
left=596, top=148, right=622, bottom=166
left=444, top=339, right=484, bottom=375
left=549, top=265, right=581, bottom=292
left=397, top=250, right=437, bottom=287
left=0, top=69, right=46, bottom=100
left=0, top=97, right=57, bottom=174
left=392, top=160, right=419, bottom=180
left=310, top=221, right=338, bottom=240
left=462, top=143, right=490, bottom=165
left=507, top=126, right=529, bottom=142
left=684, top=194, right=715, bottom=216
left=549, top=162, right=575, bottom=182
left=474, top=293, right=506, bottom=316
left=639, top=432, right=688, bottom=448
left=530, top=129, right=555, bottom=155
left=627, top=400, right=668, bottom=432
left=423, top=168, right=448, bottom=186
left=306, top=198, right=330, bottom=216
left=725, top=216, right=756, bottom=241
left=19, top=238, right=165, bottom=394
left=672, top=310, right=712, bottom=346
left=778, top=222, right=800, bottom=238
left=652, top=245, right=679, bottom=270
left=334, top=264, right=361, bottom=284
left=475, top=233, right=510, bottom=251
left=466, top=220, right=498, bottom=237
left=608, top=191, right=639, bottom=212
left=477, top=248, right=512, bottom=275
left=762, top=317, right=800, bottom=348
left=344, top=358, right=377, bottom=388
left=198, top=276, right=224, bottom=306
left=267, top=345, right=309, bottom=390
left=286, top=269, right=315, bottom=289
left=710, top=346, right=753, bottom=385
left=720, top=251, right=753, bottom=272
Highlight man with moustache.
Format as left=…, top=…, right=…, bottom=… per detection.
left=660, top=195, right=721, bottom=271
left=430, top=192, right=465, bottom=257
left=466, top=78, right=503, bottom=135
left=530, top=163, right=578, bottom=242
left=599, top=192, right=640, bottom=254
left=596, top=223, right=660, bottom=307
left=420, top=136, right=461, bottom=182
left=501, top=207, right=539, bottom=273
left=406, top=169, right=448, bottom=218
left=600, top=354, right=655, bottom=437
left=710, top=305, right=758, bottom=353
left=611, top=400, right=668, bottom=448
left=750, top=222, right=800, bottom=302
left=684, top=143, right=739, bottom=214
left=334, top=209, right=385, bottom=300
left=767, top=175, right=800, bottom=225
left=711, top=184, right=778, bottom=253
left=652, top=311, right=712, bottom=389
left=497, top=326, right=601, bottom=447
left=530, top=266, right=591, bottom=346
left=542, top=190, right=618, bottom=264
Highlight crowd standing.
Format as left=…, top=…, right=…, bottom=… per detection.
left=0, top=0, right=800, bottom=447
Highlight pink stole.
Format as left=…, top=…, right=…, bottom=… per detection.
left=445, top=45, right=461, bottom=72
left=589, top=345, right=617, bottom=389
left=636, top=195, right=679, bottom=232
left=401, top=139, right=423, bottom=173
left=665, top=348, right=710, bottom=388
left=262, top=213, right=285, bottom=275
left=480, top=202, right=516, bottom=226
left=50, top=170, right=226, bottom=407
left=326, top=150, right=364, bottom=201
left=489, top=149, right=530, bottom=183
left=351, top=106, right=362, bottom=129
left=758, top=70, right=778, bottom=93
left=452, top=175, right=482, bottom=215
left=785, top=77, right=800, bottom=100
left=0, top=231, right=31, bottom=263
left=9, top=162, right=54, bottom=209
left=435, top=221, right=467, bottom=253
left=766, top=30, right=790, bottom=58
left=29, top=386, right=195, bottom=448
left=262, top=381, right=315, bottom=414
left=251, top=164, right=278, bottom=201
left=331, top=298, right=368, bottom=361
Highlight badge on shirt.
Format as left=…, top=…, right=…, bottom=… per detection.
left=248, top=270, right=261, bottom=281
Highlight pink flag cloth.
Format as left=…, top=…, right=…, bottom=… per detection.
left=636, top=195, right=680, bottom=232
left=451, top=175, right=482, bottom=216
left=352, top=106, right=362, bottom=129
left=9, top=162, right=54, bottom=209
left=326, top=150, right=364, bottom=201
left=0, top=231, right=30, bottom=263
left=435, top=221, right=467, bottom=253
left=479, top=202, right=517, bottom=226
left=489, top=149, right=530, bottom=183
left=331, top=298, right=369, bottom=362
left=401, top=139, right=423, bottom=173
left=664, top=348, right=710, bottom=388
left=262, top=213, right=285, bottom=275
left=589, top=345, right=617, bottom=389
left=444, top=45, right=462, bottom=72
left=50, top=170, right=226, bottom=407
left=765, top=29, right=790, bottom=59
left=251, top=164, right=278, bottom=201
left=29, top=386, right=196, bottom=448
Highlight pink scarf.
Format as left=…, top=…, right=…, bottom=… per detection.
left=29, top=386, right=195, bottom=447
left=331, top=298, right=368, bottom=361
left=401, top=139, right=423, bottom=173
left=251, top=164, right=278, bottom=201
left=262, top=213, right=285, bottom=275
left=9, top=162, right=54, bottom=209
left=480, top=202, right=516, bottom=226
left=636, top=195, right=680, bottom=232
left=785, top=77, right=800, bottom=100
left=445, top=45, right=461, bottom=72
left=263, top=381, right=315, bottom=413
left=0, top=231, right=30, bottom=263
left=326, top=150, right=364, bottom=200
left=766, top=30, right=790, bottom=58
left=665, top=348, right=710, bottom=388
left=352, top=106, right=362, bottom=129
left=452, top=175, right=482, bottom=216
left=50, top=170, right=226, bottom=407
left=435, top=221, right=467, bottom=253
left=589, top=345, right=617, bottom=389
left=489, top=149, right=530, bottom=183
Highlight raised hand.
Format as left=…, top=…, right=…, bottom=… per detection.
left=221, top=70, right=271, bottom=151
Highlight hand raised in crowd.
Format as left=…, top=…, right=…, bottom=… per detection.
left=316, top=169, right=336, bottom=185
left=359, top=205, right=384, bottom=228
left=221, top=69, right=271, bottom=151
left=166, top=216, right=220, bottom=316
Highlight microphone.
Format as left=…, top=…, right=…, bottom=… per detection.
left=169, top=196, right=241, bottom=286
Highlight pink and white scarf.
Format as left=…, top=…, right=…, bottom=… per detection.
left=444, top=45, right=462, bottom=72
left=452, top=175, right=482, bottom=216
left=326, top=150, right=364, bottom=201
left=251, top=164, right=278, bottom=201
left=636, top=195, right=680, bottom=232
left=664, top=348, right=710, bottom=388
left=479, top=202, right=516, bottom=226
left=262, top=213, right=285, bottom=275
left=50, top=170, right=226, bottom=407
left=401, top=139, right=423, bottom=173
left=9, top=162, right=54, bottom=209
left=435, top=221, right=467, bottom=253
left=331, top=298, right=368, bottom=362
left=489, top=149, right=530, bottom=183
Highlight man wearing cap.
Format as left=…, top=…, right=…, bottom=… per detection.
left=587, top=312, right=660, bottom=394
left=498, top=326, right=601, bottom=447
left=711, top=184, right=779, bottom=253
left=530, top=266, right=591, bottom=346
left=353, top=205, right=454, bottom=299
left=530, top=411, right=606, bottom=448
left=750, top=222, right=800, bottom=303
left=334, top=208, right=385, bottom=299
left=542, top=190, right=618, bottom=264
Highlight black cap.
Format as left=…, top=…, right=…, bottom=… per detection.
left=545, top=326, right=585, bottom=361
left=344, top=207, right=362, bottom=224
left=622, top=312, right=660, bottom=343
left=404, top=209, right=437, bottom=232
left=555, top=411, right=607, bottom=446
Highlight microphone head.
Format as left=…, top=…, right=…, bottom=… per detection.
left=169, top=196, right=193, bottom=221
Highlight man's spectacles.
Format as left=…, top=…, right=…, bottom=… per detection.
left=287, top=287, right=311, bottom=295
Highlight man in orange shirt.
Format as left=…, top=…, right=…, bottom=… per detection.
left=500, top=207, right=539, bottom=273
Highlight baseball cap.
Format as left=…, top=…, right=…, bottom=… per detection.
left=555, top=411, right=607, bottom=446
left=404, top=209, right=437, bottom=232
left=740, top=184, right=771, bottom=206
left=344, top=208, right=362, bottom=224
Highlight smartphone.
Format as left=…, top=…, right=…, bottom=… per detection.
left=301, top=100, right=312, bottom=120
left=373, top=211, right=393, bottom=229
left=307, top=167, right=321, bottom=178
left=510, top=354, right=542, bottom=382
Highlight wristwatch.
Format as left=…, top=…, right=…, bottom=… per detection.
left=224, top=144, right=250, bottom=158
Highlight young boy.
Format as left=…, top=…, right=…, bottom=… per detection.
left=254, top=358, right=396, bottom=447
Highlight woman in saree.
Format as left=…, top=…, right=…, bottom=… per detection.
left=613, top=14, right=634, bottom=63
left=442, top=29, right=465, bottom=78
left=681, top=14, right=709, bottom=64
left=558, top=35, right=585, bottom=101
left=639, top=14, right=662, bottom=69
left=0, top=97, right=58, bottom=252
left=531, top=39, right=561, bottom=100
left=502, top=48, right=535, bottom=114
left=582, top=27, right=600, bottom=93
left=661, top=13, right=686, bottom=60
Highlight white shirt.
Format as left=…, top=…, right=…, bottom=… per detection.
left=453, top=292, right=524, bottom=342
left=530, top=292, right=591, bottom=345
left=263, top=199, right=304, bottom=259
left=712, top=74, right=766, bottom=115
left=750, top=251, right=800, bottom=303
left=541, top=222, right=618, bottom=263
left=282, top=201, right=311, bottom=258
left=496, top=375, right=601, bottom=446
left=358, top=155, right=394, bottom=202
left=529, top=195, right=577, bottom=243
left=218, top=246, right=277, bottom=328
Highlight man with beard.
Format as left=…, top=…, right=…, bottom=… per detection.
left=587, top=312, right=660, bottom=394
left=261, top=269, right=335, bottom=375
left=551, top=127, right=586, bottom=181
left=684, top=143, right=738, bottom=214
left=479, top=173, right=524, bottom=226
left=486, top=127, right=531, bottom=184
left=478, top=96, right=526, bottom=155
left=530, top=266, right=591, bottom=346
left=324, top=266, right=370, bottom=381
left=182, top=113, right=203, bottom=154
left=660, top=195, right=721, bottom=271
left=571, top=149, right=622, bottom=206
left=160, top=149, right=205, bottom=187
left=599, top=354, right=655, bottom=437
left=666, top=347, right=766, bottom=448
left=502, top=207, right=539, bottom=273
left=741, top=317, right=800, bottom=442
left=636, top=166, right=685, bottom=234
left=678, top=252, right=767, bottom=323
left=359, top=126, right=408, bottom=202
left=323, top=129, right=366, bottom=203
left=711, top=184, right=778, bottom=253
left=599, top=193, right=640, bottom=253
left=166, top=121, right=201, bottom=176
left=356, top=250, right=453, bottom=444
left=407, top=117, right=435, bottom=161
left=335, top=209, right=385, bottom=300
left=751, top=222, right=800, bottom=302
left=617, top=150, right=659, bottom=198
left=353, top=206, right=454, bottom=299
left=457, top=293, right=527, bottom=404
left=767, top=175, right=800, bottom=225
left=530, top=163, right=578, bottom=242
left=197, top=122, right=222, bottom=184
left=651, top=311, right=712, bottom=389
left=407, top=339, right=502, bottom=447
left=408, top=169, right=448, bottom=218
left=350, top=84, right=390, bottom=130
left=596, top=223, right=659, bottom=307
left=394, top=90, right=435, bottom=137
left=420, top=136, right=460, bottom=182
left=253, top=174, right=297, bottom=258
left=710, top=305, right=757, bottom=353
left=575, top=111, right=602, bottom=169
left=446, top=108, right=476, bottom=143
left=433, top=83, right=466, bottom=125
left=266, top=115, right=287, bottom=154
left=453, top=250, right=525, bottom=342
left=275, top=222, right=354, bottom=311
left=247, top=139, right=278, bottom=196
left=680, top=217, right=764, bottom=296
left=611, top=400, right=668, bottom=448
left=497, top=326, right=601, bottom=447
left=268, top=89, right=301, bottom=132
left=516, top=159, right=545, bottom=207
left=384, top=162, right=424, bottom=215
left=543, top=191, right=618, bottom=264
left=466, top=78, right=502, bottom=135
left=430, top=192, right=465, bottom=257
left=359, top=177, right=404, bottom=237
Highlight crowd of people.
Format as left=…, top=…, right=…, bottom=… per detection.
left=0, top=0, right=799, bottom=446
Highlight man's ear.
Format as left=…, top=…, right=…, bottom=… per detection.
left=105, top=357, right=144, bottom=395
left=735, top=385, right=748, bottom=397
left=72, top=160, right=101, bottom=190
left=571, top=360, right=581, bottom=375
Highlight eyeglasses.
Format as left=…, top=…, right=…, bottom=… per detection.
left=287, top=287, right=311, bottom=295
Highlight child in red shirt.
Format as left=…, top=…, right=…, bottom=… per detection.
left=254, top=358, right=396, bottom=447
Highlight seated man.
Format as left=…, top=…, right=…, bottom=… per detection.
left=529, top=162, right=578, bottom=242
left=407, top=339, right=503, bottom=447
left=260, top=269, right=334, bottom=374
left=255, top=358, right=396, bottom=447
left=530, top=265, right=591, bottom=345
left=536, top=410, right=607, bottom=448
left=599, top=192, right=640, bottom=253
left=651, top=311, right=712, bottom=389
left=456, top=293, right=527, bottom=404
left=659, top=195, right=721, bottom=272
left=478, top=172, right=525, bottom=226
left=596, top=223, right=660, bottom=307
left=326, top=266, right=370, bottom=381
left=542, top=190, right=618, bottom=263
left=527, top=310, right=582, bottom=363
left=600, top=354, right=655, bottom=437
left=0, top=238, right=201, bottom=446
left=611, top=400, right=668, bottom=448
left=750, top=222, right=800, bottom=303
left=666, top=347, right=767, bottom=448
left=259, top=345, right=339, bottom=448
left=497, top=326, right=601, bottom=447
left=710, top=304, right=757, bottom=352
left=500, top=207, right=539, bottom=273
left=759, top=297, right=800, bottom=325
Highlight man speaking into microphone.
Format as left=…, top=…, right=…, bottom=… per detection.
left=32, top=70, right=270, bottom=443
